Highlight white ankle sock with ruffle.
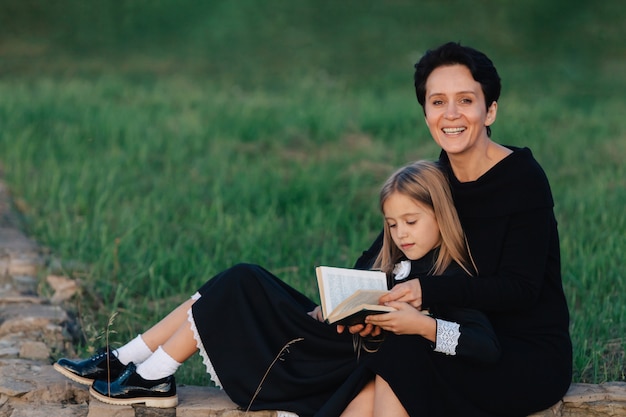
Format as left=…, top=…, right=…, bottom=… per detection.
left=136, top=346, right=181, bottom=380
left=114, top=334, right=153, bottom=365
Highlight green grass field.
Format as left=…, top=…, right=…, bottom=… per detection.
left=0, top=0, right=624, bottom=385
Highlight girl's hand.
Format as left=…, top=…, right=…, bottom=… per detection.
left=307, top=306, right=325, bottom=322
left=365, top=301, right=436, bottom=339
left=341, top=322, right=383, bottom=337
left=335, top=323, right=382, bottom=337
left=309, top=307, right=382, bottom=336
left=379, top=279, right=423, bottom=309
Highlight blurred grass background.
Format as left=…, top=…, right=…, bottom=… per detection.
left=0, top=0, right=624, bottom=385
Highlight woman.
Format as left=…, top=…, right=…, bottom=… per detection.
left=338, top=42, right=572, bottom=417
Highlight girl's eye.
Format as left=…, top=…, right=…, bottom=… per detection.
left=388, top=223, right=397, bottom=228
left=406, top=220, right=417, bottom=225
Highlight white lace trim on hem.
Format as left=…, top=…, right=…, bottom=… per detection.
left=434, top=318, right=460, bottom=355
left=188, top=292, right=223, bottom=389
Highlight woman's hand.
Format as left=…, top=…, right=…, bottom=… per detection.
left=379, top=279, right=423, bottom=309
left=365, top=301, right=436, bottom=339
left=307, top=306, right=325, bottom=322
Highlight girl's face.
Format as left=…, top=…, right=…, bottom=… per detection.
left=424, top=64, right=497, bottom=157
left=383, top=191, right=441, bottom=260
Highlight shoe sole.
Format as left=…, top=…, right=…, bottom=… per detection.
left=89, top=386, right=179, bottom=408
left=53, top=362, right=96, bottom=386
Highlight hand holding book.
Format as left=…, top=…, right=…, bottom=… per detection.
left=315, top=266, right=396, bottom=326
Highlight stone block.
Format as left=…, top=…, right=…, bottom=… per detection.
left=2, top=403, right=89, bottom=417
left=87, top=398, right=135, bottom=417
left=0, top=361, right=89, bottom=404
left=175, top=386, right=282, bottom=417
left=0, top=303, right=68, bottom=337
left=19, top=341, right=50, bottom=360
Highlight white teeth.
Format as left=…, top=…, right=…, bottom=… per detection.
left=443, top=127, right=465, bottom=134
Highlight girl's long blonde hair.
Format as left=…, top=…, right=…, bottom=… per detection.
left=373, top=160, right=476, bottom=276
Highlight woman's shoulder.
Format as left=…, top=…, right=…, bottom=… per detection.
left=441, top=146, right=555, bottom=215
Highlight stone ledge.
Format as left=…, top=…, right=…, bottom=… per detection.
left=528, top=382, right=626, bottom=417
left=1, top=361, right=625, bottom=417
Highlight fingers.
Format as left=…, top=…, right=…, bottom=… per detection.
left=379, top=281, right=423, bottom=309
left=307, top=306, right=325, bottom=322
left=347, top=323, right=365, bottom=334
left=359, top=323, right=376, bottom=337
left=345, top=323, right=380, bottom=337
left=379, top=287, right=405, bottom=303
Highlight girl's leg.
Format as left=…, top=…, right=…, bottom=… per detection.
left=114, top=298, right=196, bottom=366
left=373, top=375, right=409, bottom=417
left=340, top=380, right=375, bottom=417
left=89, top=310, right=198, bottom=407
left=140, top=298, right=196, bottom=351
left=54, top=298, right=198, bottom=386
left=161, top=312, right=198, bottom=363
left=134, top=307, right=198, bottom=380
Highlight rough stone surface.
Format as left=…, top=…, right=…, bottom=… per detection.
left=0, top=178, right=624, bottom=416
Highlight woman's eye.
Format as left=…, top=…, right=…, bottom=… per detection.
left=460, top=98, right=472, bottom=104
left=432, top=100, right=443, bottom=106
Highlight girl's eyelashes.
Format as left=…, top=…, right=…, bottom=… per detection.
left=387, top=220, right=417, bottom=228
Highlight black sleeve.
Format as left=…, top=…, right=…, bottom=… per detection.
left=421, top=207, right=554, bottom=311
left=431, top=306, right=501, bottom=363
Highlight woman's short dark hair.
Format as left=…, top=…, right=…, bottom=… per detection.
left=414, top=42, right=501, bottom=111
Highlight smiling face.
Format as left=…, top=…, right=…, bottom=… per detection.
left=383, top=191, right=441, bottom=261
left=424, top=64, right=498, bottom=157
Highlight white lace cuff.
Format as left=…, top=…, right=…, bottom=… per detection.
left=434, top=318, right=460, bottom=355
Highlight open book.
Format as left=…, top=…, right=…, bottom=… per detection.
left=315, top=266, right=395, bottom=325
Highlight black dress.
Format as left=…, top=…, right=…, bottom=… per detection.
left=342, top=147, right=573, bottom=417
left=190, top=263, right=360, bottom=417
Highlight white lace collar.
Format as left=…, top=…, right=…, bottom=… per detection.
left=392, top=260, right=412, bottom=280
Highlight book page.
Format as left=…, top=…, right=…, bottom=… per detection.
left=332, top=289, right=389, bottom=317
left=316, top=267, right=387, bottom=318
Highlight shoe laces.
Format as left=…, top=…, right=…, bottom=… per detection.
left=90, top=347, right=113, bottom=363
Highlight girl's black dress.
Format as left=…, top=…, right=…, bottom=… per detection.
left=189, top=262, right=357, bottom=417
left=189, top=255, right=496, bottom=417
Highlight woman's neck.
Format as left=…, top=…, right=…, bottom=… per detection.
left=448, top=140, right=512, bottom=182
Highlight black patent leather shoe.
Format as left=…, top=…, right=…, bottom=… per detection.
left=54, top=348, right=127, bottom=385
left=89, top=362, right=178, bottom=408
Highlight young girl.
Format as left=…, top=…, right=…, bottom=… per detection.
left=54, top=160, right=497, bottom=417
